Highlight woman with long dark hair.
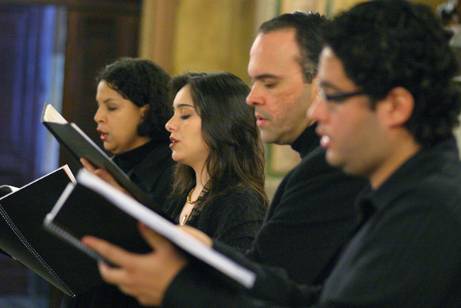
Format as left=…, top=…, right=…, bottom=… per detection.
left=165, top=72, right=267, bottom=250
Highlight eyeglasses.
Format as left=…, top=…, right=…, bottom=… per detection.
left=319, top=89, right=366, bottom=104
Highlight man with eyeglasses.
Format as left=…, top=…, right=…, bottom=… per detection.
left=305, top=1, right=461, bottom=306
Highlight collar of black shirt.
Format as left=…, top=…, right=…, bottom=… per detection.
left=291, top=124, right=320, bottom=158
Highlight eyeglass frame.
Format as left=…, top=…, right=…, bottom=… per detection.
left=319, top=89, right=366, bottom=104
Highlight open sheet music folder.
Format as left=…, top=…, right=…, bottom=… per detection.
left=44, top=169, right=256, bottom=289
left=41, top=103, right=155, bottom=207
left=0, top=166, right=102, bottom=297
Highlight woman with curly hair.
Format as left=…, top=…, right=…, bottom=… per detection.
left=92, top=57, right=175, bottom=207
left=63, top=58, right=175, bottom=308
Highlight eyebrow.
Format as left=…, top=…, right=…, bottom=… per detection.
left=103, top=98, right=117, bottom=104
left=319, top=80, right=343, bottom=92
left=96, top=98, right=117, bottom=106
left=173, top=103, right=195, bottom=109
left=251, top=73, right=279, bottom=82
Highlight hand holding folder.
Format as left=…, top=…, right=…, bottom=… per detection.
left=82, top=224, right=188, bottom=307
left=80, top=158, right=128, bottom=195
left=44, top=169, right=256, bottom=290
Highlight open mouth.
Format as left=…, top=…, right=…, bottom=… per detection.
left=97, top=131, right=108, bottom=142
left=169, top=137, right=179, bottom=148
left=255, top=115, right=267, bottom=127
left=320, top=135, right=331, bottom=149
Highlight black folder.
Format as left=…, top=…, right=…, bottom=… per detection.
left=0, top=166, right=100, bottom=297
left=44, top=169, right=256, bottom=290
left=41, top=104, right=154, bottom=207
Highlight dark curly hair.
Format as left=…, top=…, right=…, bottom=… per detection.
left=169, top=72, right=268, bottom=209
left=324, top=0, right=461, bottom=147
left=259, top=12, right=328, bottom=82
left=96, top=58, right=172, bottom=142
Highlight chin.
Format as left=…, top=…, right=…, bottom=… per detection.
left=325, top=151, right=345, bottom=169
left=259, top=129, right=274, bottom=143
left=260, top=135, right=272, bottom=144
left=171, top=154, right=183, bottom=163
left=103, top=145, right=115, bottom=153
left=329, top=155, right=361, bottom=177
left=261, top=134, right=283, bottom=145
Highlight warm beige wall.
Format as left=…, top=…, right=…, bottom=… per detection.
left=172, top=0, right=255, bottom=80
left=139, top=0, right=178, bottom=73
left=139, top=0, right=255, bottom=80
left=280, top=0, right=359, bottom=16
left=417, top=0, right=446, bottom=9
left=281, top=0, right=325, bottom=13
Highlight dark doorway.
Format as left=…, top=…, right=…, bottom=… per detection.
left=0, top=1, right=140, bottom=306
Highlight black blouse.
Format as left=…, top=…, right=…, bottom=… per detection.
left=165, top=186, right=266, bottom=252
left=112, top=141, right=174, bottom=210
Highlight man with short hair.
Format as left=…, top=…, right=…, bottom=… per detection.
left=241, top=12, right=365, bottom=285
left=308, top=1, right=461, bottom=305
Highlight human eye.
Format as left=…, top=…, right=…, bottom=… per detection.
left=106, top=103, right=118, bottom=111
left=180, top=114, right=191, bottom=120
left=263, top=80, right=277, bottom=89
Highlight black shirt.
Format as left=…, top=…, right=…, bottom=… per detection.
left=165, top=186, right=266, bottom=252
left=244, top=125, right=365, bottom=284
left=113, top=141, right=174, bottom=211
left=163, top=137, right=461, bottom=307
left=318, top=136, right=461, bottom=307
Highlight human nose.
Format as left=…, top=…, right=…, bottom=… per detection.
left=94, top=106, right=104, bottom=123
left=308, top=94, right=328, bottom=124
left=165, top=116, right=175, bottom=132
left=246, top=84, right=263, bottom=107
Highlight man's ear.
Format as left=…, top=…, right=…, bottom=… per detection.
left=310, top=76, right=320, bottom=101
left=306, top=76, right=320, bottom=124
left=378, top=87, right=414, bottom=128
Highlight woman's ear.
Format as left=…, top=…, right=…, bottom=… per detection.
left=140, top=105, right=150, bottom=120
left=378, top=87, right=414, bottom=128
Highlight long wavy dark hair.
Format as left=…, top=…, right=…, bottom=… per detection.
left=169, top=72, right=268, bottom=208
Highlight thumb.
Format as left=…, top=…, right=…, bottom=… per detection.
left=80, top=158, right=96, bottom=172
left=138, top=223, right=172, bottom=250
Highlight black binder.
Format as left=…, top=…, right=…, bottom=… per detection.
left=0, top=166, right=101, bottom=297
left=44, top=169, right=256, bottom=290
left=41, top=104, right=154, bottom=207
